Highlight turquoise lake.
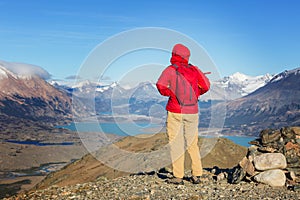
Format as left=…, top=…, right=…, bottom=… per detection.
left=59, top=122, right=257, bottom=147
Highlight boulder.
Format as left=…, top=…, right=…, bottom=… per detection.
left=239, top=157, right=255, bottom=176
left=259, top=129, right=281, bottom=145
left=258, top=146, right=276, bottom=153
left=285, top=142, right=299, bottom=151
left=254, top=169, right=286, bottom=187
left=253, top=153, right=287, bottom=171
left=247, top=145, right=261, bottom=162
left=287, top=171, right=297, bottom=181
left=291, top=127, right=300, bottom=136
left=281, top=127, right=296, bottom=140
left=284, top=142, right=300, bottom=167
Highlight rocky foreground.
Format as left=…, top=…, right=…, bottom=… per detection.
left=3, top=126, right=300, bottom=199
left=5, top=169, right=300, bottom=200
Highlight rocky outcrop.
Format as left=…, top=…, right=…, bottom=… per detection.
left=230, top=126, right=300, bottom=189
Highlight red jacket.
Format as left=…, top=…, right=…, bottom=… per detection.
left=156, top=53, right=210, bottom=114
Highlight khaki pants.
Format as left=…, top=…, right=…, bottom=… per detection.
left=167, top=111, right=203, bottom=178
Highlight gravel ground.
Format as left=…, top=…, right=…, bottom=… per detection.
left=5, top=170, right=300, bottom=200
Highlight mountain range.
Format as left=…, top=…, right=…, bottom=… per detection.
left=49, top=67, right=300, bottom=136
left=51, top=71, right=273, bottom=102
left=0, top=60, right=299, bottom=136
left=50, top=71, right=273, bottom=118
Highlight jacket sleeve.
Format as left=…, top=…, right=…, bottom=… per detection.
left=156, top=67, right=172, bottom=97
left=196, top=68, right=210, bottom=95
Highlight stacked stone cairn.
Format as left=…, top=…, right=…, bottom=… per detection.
left=229, top=126, right=300, bottom=190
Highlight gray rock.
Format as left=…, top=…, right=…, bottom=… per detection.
left=293, top=185, right=300, bottom=192
left=260, top=129, right=281, bottom=144
left=253, top=153, right=287, bottom=171
left=216, top=172, right=226, bottom=182
left=254, top=169, right=286, bottom=187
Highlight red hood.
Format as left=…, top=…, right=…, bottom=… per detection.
left=170, top=53, right=189, bottom=65
left=170, top=44, right=190, bottom=65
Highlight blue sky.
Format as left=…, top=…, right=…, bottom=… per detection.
left=0, top=0, right=299, bottom=81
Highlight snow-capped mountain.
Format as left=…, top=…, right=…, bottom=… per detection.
left=202, top=72, right=274, bottom=101
left=52, top=72, right=273, bottom=119
left=0, top=60, right=51, bottom=80
left=0, top=61, right=71, bottom=124
left=128, top=82, right=162, bottom=101
left=53, top=72, right=273, bottom=102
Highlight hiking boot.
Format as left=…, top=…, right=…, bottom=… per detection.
left=190, top=176, right=201, bottom=184
left=166, top=177, right=184, bottom=185
left=229, top=166, right=246, bottom=184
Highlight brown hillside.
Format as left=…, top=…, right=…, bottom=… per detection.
left=35, top=133, right=247, bottom=190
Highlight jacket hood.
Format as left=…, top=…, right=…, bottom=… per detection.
left=170, top=44, right=190, bottom=65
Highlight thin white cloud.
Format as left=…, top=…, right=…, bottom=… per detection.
left=65, top=75, right=82, bottom=80
left=0, top=60, right=51, bottom=79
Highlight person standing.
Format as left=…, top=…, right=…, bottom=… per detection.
left=156, top=43, right=210, bottom=185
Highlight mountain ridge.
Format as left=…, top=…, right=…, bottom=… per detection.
left=222, top=67, right=300, bottom=135
left=52, top=71, right=273, bottom=101
left=0, top=62, right=71, bottom=124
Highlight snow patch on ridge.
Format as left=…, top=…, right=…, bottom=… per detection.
left=0, top=66, right=8, bottom=79
left=0, top=64, right=18, bottom=79
left=270, top=67, right=300, bottom=83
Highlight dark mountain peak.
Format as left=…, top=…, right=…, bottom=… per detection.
left=221, top=67, right=300, bottom=135
left=249, top=67, right=300, bottom=98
